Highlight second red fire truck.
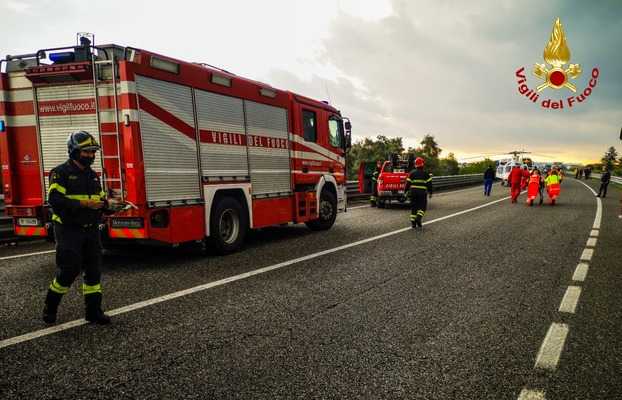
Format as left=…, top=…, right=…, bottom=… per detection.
left=0, top=35, right=351, bottom=253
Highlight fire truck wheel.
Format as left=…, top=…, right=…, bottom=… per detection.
left=207, top=197, right=248, bottom=255
left=377, top=199, right=386, bottom=208
left=305, top=190, right=337, bottom=231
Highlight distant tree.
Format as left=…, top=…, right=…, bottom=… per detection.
left=438, top=152, right=460, bottom=176
left=347, top=135, right=404, bottom=179
left=602, top=146, right=618, bottom=170
left=420, top=134, right=442, bottom=159
left=460, top=158, right=496, bottom=175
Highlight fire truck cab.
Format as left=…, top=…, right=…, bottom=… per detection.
left=0, top=35, right=351, bottom=253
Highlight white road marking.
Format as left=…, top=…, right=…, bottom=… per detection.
left=589, top=229, right=599, bottom=237
left=0, top=194, right=513, bottom=349
left=1, top=185, right=498, bottom=260
left=518, top=389, right=546, bottom=400
left=534, top=323, right=569, bottom=370
left=580, top=248, right=593, bottom=262
left=586, top=238, right=597, bottom=248
left=0, top=250, right=55, bottom=262
left=559, top=286, right=582, bottom=314
left=572, top=263, right=589, bottom=282
left=576, top=180, right=602, bottom=230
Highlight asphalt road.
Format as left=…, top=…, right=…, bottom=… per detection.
left=0, top=179, right=620, bottom=399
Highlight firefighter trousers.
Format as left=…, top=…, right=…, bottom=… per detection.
left=48, top=223, right=103, bottom=295
left=410, top=190, right=428, bottom=223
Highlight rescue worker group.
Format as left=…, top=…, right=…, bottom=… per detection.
left=369, top=158, right=567, bottom=231
left=40, top=130, right=569, bottom=326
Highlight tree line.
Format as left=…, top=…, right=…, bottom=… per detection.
left=346, top=134, right=494, bottom=180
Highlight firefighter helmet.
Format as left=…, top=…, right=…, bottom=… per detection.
left=67, top=131, right=100, bottom=159
left=415, top=157, right=425, bottom=168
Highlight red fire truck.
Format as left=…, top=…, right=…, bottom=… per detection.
left=0, top=35, right=351, bottom=253
left=358, top=154, right=413, bottom=208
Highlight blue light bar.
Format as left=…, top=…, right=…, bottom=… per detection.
left=49, top=51, right=75, bottom=63
left=0, top=120, right=5, bottom=132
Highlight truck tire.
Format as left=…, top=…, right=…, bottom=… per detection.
left=305, top=190, right=337, bottom=231
left=377, top=199, right=385, bottom=208
left=207, top=196, right=248, bottom=255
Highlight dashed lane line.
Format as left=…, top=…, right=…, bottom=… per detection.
left=559, top=286, right=582, bottom=314
left=586, top=237, right=597, bottom=248
left=589, top=229, right=599, bottom=237
left=572, top=263, right=589, bottom=282
left=0, top=194, right=514, bottom=349
left=534, top=323, right=569, bottom=370
left=580, top=248, right=593, bottom=262
left=518, top=389, right=546, bottom=400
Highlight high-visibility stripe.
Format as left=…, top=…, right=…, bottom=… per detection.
left=66, top=194, right=102, bottom=201
left=426, top=178, right=432, bottom=182
left=49, top=278, right=69, bottom=294
left=51, top=214, right=62, bottom=224
left=413, top=185, right=427, bottom=190
left=417, top=210, right=426, bottom=216
left=82, top=283, right=102, bottom=295
left=410, top=214, right=417, bottom=221
left=15, top=226, right=47, bottom=236
left=47, top=183, right=67, bottom=195
left=411, top=179, right=427, bottom=183
left=109, top=228, right=146, bottom=239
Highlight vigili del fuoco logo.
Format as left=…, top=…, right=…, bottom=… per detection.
left=515, top=17, right=599, bottom=110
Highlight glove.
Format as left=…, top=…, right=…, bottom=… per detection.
left=80, top=199, right=104, bottom=209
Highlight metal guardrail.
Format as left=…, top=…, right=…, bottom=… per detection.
left=591, top=173, right=622, bottom=185
left=346, top=173, right=485, bottom=197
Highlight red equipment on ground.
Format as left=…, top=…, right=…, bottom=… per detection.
left=358, top=154, right=413, bottom=208
left=0, top=35, right=352, bottom=253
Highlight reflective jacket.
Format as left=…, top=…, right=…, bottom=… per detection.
left=48, top=160, right=107, bottom=226
left=405, top=168, right=433, bottom=194
left=544, top=174, right=560, bottom=186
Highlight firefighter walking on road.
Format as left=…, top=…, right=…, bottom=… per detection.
left=370, top=160, right=382, bottom=207
left=508, top=164, right=523, bottom=203
left=42, top=131, right=115, bottom=325
left=405, top=157, right=433, bottom=229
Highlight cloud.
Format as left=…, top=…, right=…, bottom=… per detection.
left=271, top=0, right=622, bottom=163
left=3, top=0, right=33, bottom=13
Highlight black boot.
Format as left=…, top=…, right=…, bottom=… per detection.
left=43, top=289, right=63, bottom=324
left=415, top=216, right=423, bottom=230
left=85, top=293, right=111, bottom=325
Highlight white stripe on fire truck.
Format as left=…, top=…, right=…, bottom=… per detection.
left=0, top=89, right=34, bottom=102
left=289, top=134, right=345, bottom=164
left=3, top=114, right=36, bottom=127
left=99, top=109, right=140, bottom=123
left=6, top=72, right=32, bottom=89
left=293, top=170, right=344, bottom=176
left=292, top=150, right=333, bottom=163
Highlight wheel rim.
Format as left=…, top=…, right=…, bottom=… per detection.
left=319, top=199, right=333, bottom=220
left=219, top=209, right=239, bottom=245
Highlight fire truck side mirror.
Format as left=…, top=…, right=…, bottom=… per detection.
left=344, top=120, right=352, bottom=133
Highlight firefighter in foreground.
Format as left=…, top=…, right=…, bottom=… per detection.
left=42, top=131, right=115, bottom=325
left=404, top=157, right=433, bottom=229
left=370, top=160, right=382, bottom=207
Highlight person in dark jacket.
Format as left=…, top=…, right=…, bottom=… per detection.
left=370, top=160, right=382, bottom=207
left=597, top=168, right=611, bottom=198
left=404, top=157, right=433, bottom=229
left=43, top=131, right=116, bottom=325
left=483, top=165, right=495, bottom=196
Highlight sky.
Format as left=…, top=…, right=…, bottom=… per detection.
left=1, top=0, right=621, bottom=164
